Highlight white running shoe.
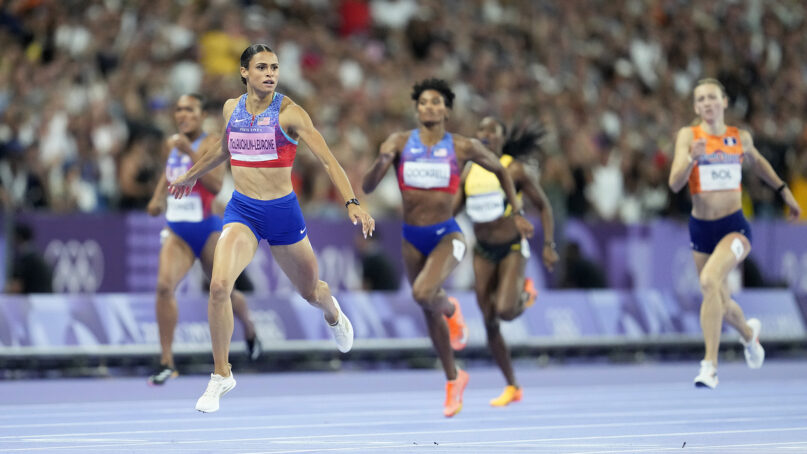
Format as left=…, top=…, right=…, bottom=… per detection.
left=741, top=318, right=765, bottom=369
left=328, top=297, right=354, bottom=353
left=694, top=360, right=718, bottom=389
left=195, top=367, right=236, bottom=413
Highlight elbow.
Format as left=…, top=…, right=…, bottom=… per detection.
left=202, top=176, right=223, bottom=195
left=667, top=175, right=679, bottom=193
left=362, top=172, right=380, bottom=194
left=542, top=203, right=553, bottom=218
left=202, top=182, right=222, bottom=195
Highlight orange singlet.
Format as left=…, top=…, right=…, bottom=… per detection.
left=688, top=125, right=744, bottom=195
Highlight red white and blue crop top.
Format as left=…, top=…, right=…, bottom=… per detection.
left=226, top=93, right=298, bottom=168
left=164, top=133, right=216, bottom=222
left=396, top=129, right=460, bottom=194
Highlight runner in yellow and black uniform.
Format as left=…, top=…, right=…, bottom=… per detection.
left=455, top=116, right=558, bottom=407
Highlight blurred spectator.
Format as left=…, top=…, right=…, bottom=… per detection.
left=789, top=133, right=807, bottom=221
left=559, top=242, right=606, bottom=289
left=338, top=0, right=370, bottom=38
left=0, top=0, right=803, bottom=223
left=5, top=223, right=53, bottom=294
left=0, top=145, right=48, bottom=210
left=118, top=132, right=161, bottom=211
left=354, top=231, right=399, bottom=291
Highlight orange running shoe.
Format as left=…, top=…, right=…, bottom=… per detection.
left=490, top=385, right=523, bottom=407
left=444, top=297, right=468, bottom=351
left=523, top=278, right=538, bottom=308
left=443, top=369, right=469, bottom=417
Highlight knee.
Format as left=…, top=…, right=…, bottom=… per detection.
left=155, top=280, right=173, bottom=301
left=499, top=308, right=518, bottom=322
left=300, top=280, right=325, bottom=304
left=718, top=287, right=731, bottom=306
left=484, top=317, right=500, bottom=334
left=699, top=274, right=721, bottom=297
left=209, top=279, right=231, bottom=304
left=411, top=285, right=437, bottom=309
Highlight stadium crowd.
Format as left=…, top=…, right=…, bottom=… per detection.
left=1, top=0, right=806, bottom=225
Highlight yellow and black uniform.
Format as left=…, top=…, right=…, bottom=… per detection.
left=464, top=154, right=526, bottom=263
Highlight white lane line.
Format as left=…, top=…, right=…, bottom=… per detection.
left=463, top=440, right=807, bottom=454
left=3, top=426, right=807, bottom=453
left=1, top=391, right=804, bottom=423
left=233, top=428, right=807, bottom=454
left=564, top=440, right=807, bottom=454
left=1, top=379, right=805, bottom=414
left=1, top=402, right=806, bottom=432
left=1, top=408, right=805, bottom=439
left=14, top=438, right=146, bottom=443
left=1, top=415, right=805, bottom=447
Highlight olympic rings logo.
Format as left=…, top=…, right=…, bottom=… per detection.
left=44, top=239, right=105, bottom=293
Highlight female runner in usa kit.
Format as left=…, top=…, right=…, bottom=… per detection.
left=362, top=79, right=533, bottom=417
left=146, top=93, right=259, bottom=386
left=168, top=44, right=375, bottom=412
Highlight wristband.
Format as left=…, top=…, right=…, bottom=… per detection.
left=776, top=183, right=787, bottom=195
left=515, top=208, right=526, bottom=217
left=345, top=198, right=360, bottom=208
left=544, top=240, right=556, bottom=249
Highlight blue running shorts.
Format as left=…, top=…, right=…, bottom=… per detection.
left=689, top=209, right=752, bottom=254
left=223, top=190, right=307, bottom=246
left=402, top=218, right=463, bottom=257
left=167, top=215, right=223, bottom=258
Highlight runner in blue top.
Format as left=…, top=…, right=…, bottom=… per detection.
left=169, top=44, right=375, bottom=413
left=362, top=78, right=533, bottom=417
left=146, top=94, right=260, bottom=386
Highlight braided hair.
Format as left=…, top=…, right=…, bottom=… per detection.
left=502, top=120, right=545, bottom=161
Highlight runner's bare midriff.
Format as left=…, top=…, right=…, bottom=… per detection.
left=232, top=166, right=293, bottom=200
left=473, top=216, right=520, bottom=244
left=401, top=190, right=455, bottom=226
left=691, top=190, right=742, bottom=220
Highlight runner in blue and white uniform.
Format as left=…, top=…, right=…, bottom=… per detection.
left=146, top=94, right=259, bottom=386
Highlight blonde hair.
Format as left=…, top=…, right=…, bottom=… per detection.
left=694, top=78, right=727, bottom=99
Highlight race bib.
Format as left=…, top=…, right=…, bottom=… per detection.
left=699, top=163, right=741, bottom=191
left=466, top=191, right=505, bottom=223
left=402, top=161, right=450, bottom=189
left=166, top=195, right=203, bottom=222
left=228, top=127, right=278, bottom=161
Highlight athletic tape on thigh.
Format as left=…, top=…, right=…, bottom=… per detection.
left=520, top=237, right=531, bottom=259
left=730, top=237, right=745, bottom=261
left=452, top=238, right=466, bottom=262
